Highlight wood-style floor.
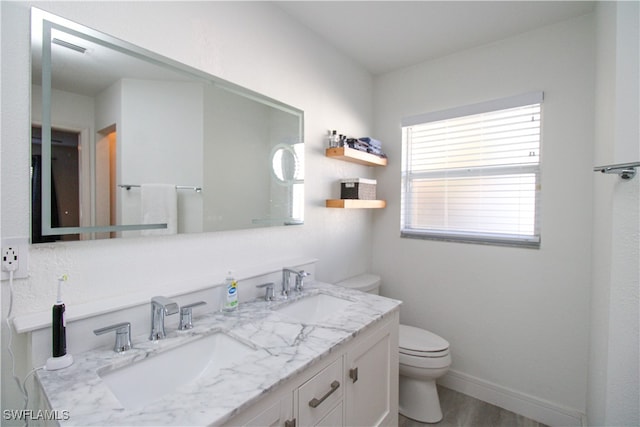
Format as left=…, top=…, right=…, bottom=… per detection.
left=398, top=386, right=549, bottom=427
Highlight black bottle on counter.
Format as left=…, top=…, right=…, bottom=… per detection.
left=52, top=300, right=66, bottom=357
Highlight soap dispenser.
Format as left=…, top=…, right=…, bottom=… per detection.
left=221, top=271, right=238, bottom=312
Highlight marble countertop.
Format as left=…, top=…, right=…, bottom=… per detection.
left=36, top=282, right=401, bottom=426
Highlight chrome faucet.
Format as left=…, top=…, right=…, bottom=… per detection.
left=149, top=296, right=179, bottom=341
left=281, top=268, right=310, bottom=298
left=281, top=268, right=295, bottom=299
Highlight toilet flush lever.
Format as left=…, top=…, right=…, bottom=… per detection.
left=349, top=367, right=358, bottom=383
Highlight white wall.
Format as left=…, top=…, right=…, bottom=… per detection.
left=588, top=2, right=640, bottom=426
left=372, top=14, right=595, bottom=426
left=1, top=0, right=374, bottom=418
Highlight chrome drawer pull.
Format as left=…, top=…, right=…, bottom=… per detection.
left=308, top=380, right=340, bottom=408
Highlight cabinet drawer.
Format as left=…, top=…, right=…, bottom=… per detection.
left=298, top=356, right=343, bottom=426
left=243, top=395, right=292, bottom=427
left=316, top=401, right=343, bottom=427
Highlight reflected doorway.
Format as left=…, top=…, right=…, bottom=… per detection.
left=31, top=126, right=80, bottom=242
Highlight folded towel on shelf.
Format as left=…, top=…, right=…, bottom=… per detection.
left=347, top=137, right=387, bottom=158
left=358, top=137, right=382, bottom=150
left=141, top=183, right=177, bottom=236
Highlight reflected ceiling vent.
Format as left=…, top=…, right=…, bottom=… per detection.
left=52, top=38, right=87, bottom=54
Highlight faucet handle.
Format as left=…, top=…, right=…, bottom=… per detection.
left=256, top=282, right=276, bottom=301
left=295, top=270, right=311, bottom=292
left=179, top=301, right=207, bottom=330
left=181, top=301, right=207, bottom=311
left=94, top=322, right=132, bottom=353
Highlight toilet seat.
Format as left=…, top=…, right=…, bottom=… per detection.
left=399, top=324, right=449, bottom=357
left=400, top=347, right=449, bottom=358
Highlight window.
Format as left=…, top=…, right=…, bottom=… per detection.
left=401, top=92, right=543, bottom=248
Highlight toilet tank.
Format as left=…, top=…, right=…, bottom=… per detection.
left=336, top=274, right=381, bottom=295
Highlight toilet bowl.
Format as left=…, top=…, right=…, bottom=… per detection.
left=336, top=274, right=452, bottom=424
left=398, top=324, right=451, bottom=423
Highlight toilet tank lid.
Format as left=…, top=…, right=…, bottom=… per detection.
left=336, top=274, right=381, bottom=292
left=399, top=324, right=449, bottom=352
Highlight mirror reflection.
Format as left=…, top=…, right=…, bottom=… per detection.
left=31, top=8, right=304, bottom=243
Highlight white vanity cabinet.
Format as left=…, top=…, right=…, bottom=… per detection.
left=225, top=310, right=399, bottom=427
left=32, top=281, right=402, bottom=426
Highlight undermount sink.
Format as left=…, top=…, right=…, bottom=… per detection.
left=275, top=293, right=354, bottom=323
left=99, top=332, right=255, bottom=409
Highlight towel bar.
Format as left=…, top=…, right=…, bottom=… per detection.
left=118, top=184, right=202, bottom=192
left=593, top=162, right=640, bottom=180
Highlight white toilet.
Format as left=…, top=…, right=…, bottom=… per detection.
left=336, top=274, right=452, bottom=424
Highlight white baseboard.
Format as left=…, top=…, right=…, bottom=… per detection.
left=439, top=369, right=586, bottom=427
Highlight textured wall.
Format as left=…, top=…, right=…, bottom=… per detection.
left=589, top=2, right=640, bottom=425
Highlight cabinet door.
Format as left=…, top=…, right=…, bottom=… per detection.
left=345, top=318, right=399, bottom=427
left=242, top=393, right=293, bottom=427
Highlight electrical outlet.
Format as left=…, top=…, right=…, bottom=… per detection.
left=1, top=238, right=29, bottom=280
left=2, top=247, right=19, bottom=271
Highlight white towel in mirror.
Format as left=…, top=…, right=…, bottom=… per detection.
left=141, top=184, right=177, bottom=235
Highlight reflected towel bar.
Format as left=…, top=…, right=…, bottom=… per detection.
left=593, top=162, right=640, bottom=180
left=118, top=184, right=202, bottom=192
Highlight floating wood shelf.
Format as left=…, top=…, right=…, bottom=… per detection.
left=326, top=199, right=387, bottom=209
left=325, top=147, right=387, bottom=167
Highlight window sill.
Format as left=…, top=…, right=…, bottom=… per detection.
left=401, top=229, right=540, bottom=249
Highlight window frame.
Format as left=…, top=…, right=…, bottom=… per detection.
left=400, top=92, right=543, bottom=249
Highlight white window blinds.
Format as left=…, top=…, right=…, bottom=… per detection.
left=401, top=92, right=543, bottom=248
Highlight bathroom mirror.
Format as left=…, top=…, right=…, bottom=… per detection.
left=31, top=8, right=304, bottom=243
